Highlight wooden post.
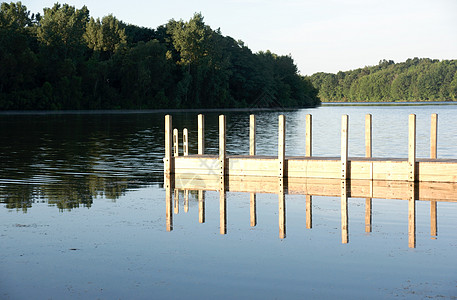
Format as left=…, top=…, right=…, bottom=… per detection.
left=431, top=113, right=438, bottom=159
left=431, top=201, right=437, bottom=239
left=279, top=179, right=286, bottom=239
left=306, top=114, right=312, bottom=157
left=165, top=171, right=173, bottom=232
left=306, top=195, right=312, bottom=229
left=198, top=114, right=205, bottom=155
left=219, top=115, right=227, bottom=235
left=341, top=179, right=349, bottom=244
left=408, top=182, right=416, bottom=248
left=250, top=193, right=257, bottom=227
left=198, top=190, right=205, bottom=223
left=250, top=114, right=256, bottom=156
left=278, top=115, right=286, bottom=179
left=365, top=114, right=372, bottom=158
left=365, top=114, right=372, bottom=233
left=184, top=190, right=189, bottom=213
left=341, top=115, right=349, bottom=179
left=173, top=128, right=179, bottom=157
left=164, top=115, right=173, bottom=176
left=183, top=128, right=188, bottom=156
left=174, top=189, right=179, bottom=214
left=219, top=115, right=226, bottom=189
left=408, top=114, right=416, bottom=182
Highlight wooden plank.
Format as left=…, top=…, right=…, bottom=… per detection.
left=306, top=114, right=312, bottom=157
left=341, top=115, right=349, bottom=179
left=278, top=115, right=286, bottom=178
left=250, top=114, right=256, bottom=156
left=372, top=161, right=410, bottom=181
left=174, top=157, right=220, bottom=175
left=219, top=115, right=226, bottom=160
left=278, top=117, right=286, bottom=236
left=173, top=128, right=179, bottom=157
left=229, top=158, right=279, bottom=177
left=417, top=161, right=457, bottom=182
left=164, top=115, right=173, bottom=175
left=198, top=114, right=205, bottom=155
left=431, top=113, right=438, bottom=159
left=287, top=159, right=341, bottom=178
left=219, top=115, right=226, bottom=182
left=365, top=114, right=372, bottom=158
left=183, top=128, right=188, bottom=156
left=174, top=154, right=457, bottom=182
left=409, top=114, right=416, bottom=181
left=347, top=160, right=373, bottom=180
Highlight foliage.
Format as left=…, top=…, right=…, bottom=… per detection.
left=0, top=2, right=319, bottom=110
left=308, top=58, right=457, bottom=102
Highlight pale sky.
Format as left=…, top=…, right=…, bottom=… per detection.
left=23, top=0, right=457, bottom=75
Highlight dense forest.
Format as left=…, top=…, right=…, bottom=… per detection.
left=0, top=2, right=320, bottom=110
left=308, top=58, right=457, bottom=102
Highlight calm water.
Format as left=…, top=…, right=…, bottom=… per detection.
left=1, top=106, right=457, bottom=299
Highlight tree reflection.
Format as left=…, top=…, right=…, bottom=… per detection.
left=0, top=113, right=169, bottom=211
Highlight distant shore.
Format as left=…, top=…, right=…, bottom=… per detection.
left=321, top=101, right=457, bottom=106
left=0, top=107, right=303, bottom=116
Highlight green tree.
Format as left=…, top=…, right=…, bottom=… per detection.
left=0, top=1, right=31, bottom=30
left=36, top=3, right=89, bottom=58
left=84, top=14, right=126, bottom=55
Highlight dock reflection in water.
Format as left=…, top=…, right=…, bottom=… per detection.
left=165, top=175, right=457, bottom=248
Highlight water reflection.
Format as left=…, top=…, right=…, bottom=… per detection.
left=0, top=113, right=168, bottom=211
left=167, top=175, right=457, bottom=248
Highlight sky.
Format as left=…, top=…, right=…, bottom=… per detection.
left=22, top=0, right=457, bottom=75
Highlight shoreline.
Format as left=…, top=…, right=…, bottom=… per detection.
left=321, top=101, right=457, bottom=106
left=1, top=101, right=457, bottom=115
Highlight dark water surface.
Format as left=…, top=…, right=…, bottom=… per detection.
left=1, top=106, right=457, bottom=299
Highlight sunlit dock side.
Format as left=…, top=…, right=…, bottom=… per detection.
left=164, top=113, right=457, bottom=183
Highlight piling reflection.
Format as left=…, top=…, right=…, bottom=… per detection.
left=341, top=180, right=349, bottom=244
left=168, top=175, right=457, bottom=248
left=250, top=193, right=257, bottom=227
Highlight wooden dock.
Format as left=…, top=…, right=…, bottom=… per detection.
left=164, top=113, right=457, bottom=182
left=163, top=113, right=457, bottom=248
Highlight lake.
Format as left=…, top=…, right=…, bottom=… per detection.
left=1, top=105, right=457, bottom=299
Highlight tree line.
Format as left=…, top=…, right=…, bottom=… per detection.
left=308, top=58, right=457, bottom=102
left=0, top=2, right=320, bottom=110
